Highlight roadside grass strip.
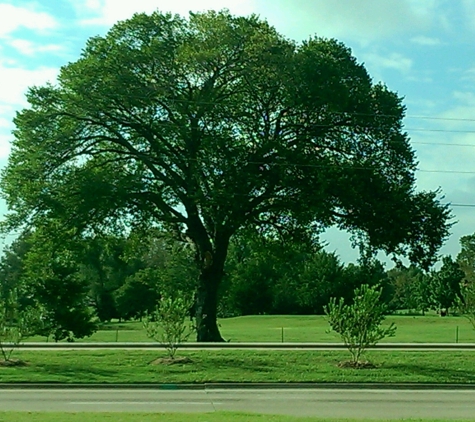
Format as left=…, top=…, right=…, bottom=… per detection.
left=1, top=350, right=475, bottom=384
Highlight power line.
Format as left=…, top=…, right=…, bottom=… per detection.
left=417, top=169, right=475, bottom=174
left=407, top=128, right=475, bottom=134
left=411, top=141, right=475, bottom=147
left=450, top=204, right=475, bottom=208
left=405, top=115, right=475, bottom=123
left=36, top=87, right=475, bottom=124
left=224, top=159, right=474, bottom=175
left=8, top=94, right=475, bottom=144
left=8, top=95, right=475, bottom=189
left=107, top=95, right=475, bottom=122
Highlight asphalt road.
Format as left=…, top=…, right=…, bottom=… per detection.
left=1, top=388, right=475, bottom=419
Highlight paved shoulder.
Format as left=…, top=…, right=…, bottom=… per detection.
left=1, top=388, right=475, bottom=419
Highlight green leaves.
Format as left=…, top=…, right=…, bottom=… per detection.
left=456, top=233, right=475, bottom=327
left=458, top=280, right=475, bottom=329
left=325, top=284, right=396, bottom=365
left=428, top=255, right=464, bottom=314
left=143, top=293, right=195, bottom=359
left=16, top=227, right=98, bottom=342
left=2, top=9, right=450, bottom=269
left=387, top=265, right=431, bottom=314
left=0, top=289, right=41, bottom=362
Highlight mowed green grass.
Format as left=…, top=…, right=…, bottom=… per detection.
left=25, top=315, right=475, bottom=343
left=219, top=315, right=475, bottom=343
left=2, top=350, right=475, bottom=384
left=0, top=413, right=462, bottom=422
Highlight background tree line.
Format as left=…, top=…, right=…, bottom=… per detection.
left=1, top=225, right=473, bottom=341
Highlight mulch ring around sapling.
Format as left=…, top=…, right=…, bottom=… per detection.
left=337, top=360, right=377, bottom=369
left=0, top=359, right=29, bottom=367
left=149, top=356, right=193, bottom=365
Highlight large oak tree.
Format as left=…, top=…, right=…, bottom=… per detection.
left=1, top=11, right=451, bottom=341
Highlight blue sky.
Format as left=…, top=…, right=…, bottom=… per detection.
left=1, top=0, right=475, bottom=264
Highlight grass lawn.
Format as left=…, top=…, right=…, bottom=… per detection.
left=25, top=315, right=475, bottom=343
left=219, top=315, right=475, bottom=343
left=1, top=350, right=475, bottom=384
left=0, top=413, right=461, bottom=422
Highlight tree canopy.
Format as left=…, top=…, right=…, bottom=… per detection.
left=1, top=10, right=451, bottom=341
left=429, top=256, right=464, bottom=315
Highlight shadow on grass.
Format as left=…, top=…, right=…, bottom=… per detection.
left=99, top=324, right=140, bottom=331
left=210, top=356, right=274, bottom=373
left=160, top=355, right=275, bottom=375
left=383, top=362, right=475, bottom=383
left=33, top=363, right=118, bottom=381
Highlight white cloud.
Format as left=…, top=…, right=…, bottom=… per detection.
left=461, top=68, right=475, bottom=82
left=462, top=0, right=475, bottom=30
left=252, top=0, right=444, bottom=43
left=0, top=104, right=15, bottom=116
left=0, top=63, right=59, bottom=159
left=411, top=35, right=442, bottom=46
left=405, top=99, right=440, bottom=113
left=407, top=75, right=434, bottom=83
left=436, top=92, right=475, bottom=128
left=0, top=63, right=59, bottom=111
left=363, top=52, right=413, bottom=77
left=76, top=0, right=255, bottom=26
left=0, top=133, right=11, bottom=159
left=0, top=117, right=11, bottom=129
left=70, top=0, right=450, bottom=46
left=0, top=3, right=58, bottom=37
left=84, top=0, right=102, bottom=9
left=452, top=91, right=475, bottom=104
left=8, top=39, right=65, bottom=56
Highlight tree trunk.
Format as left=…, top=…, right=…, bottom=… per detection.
left=193, top=234, right=229, bottom=342
left=195, top=265, right=225, bottom=342
left=185, top=210, right=230, bottom=342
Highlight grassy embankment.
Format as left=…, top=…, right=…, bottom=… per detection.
left=24, top=315, right=475, bottom=343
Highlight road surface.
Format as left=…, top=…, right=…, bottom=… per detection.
left=1, top=388, right=475, bottom=419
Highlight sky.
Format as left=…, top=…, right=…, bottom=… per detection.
left=1, top=0, right=475, bottom=265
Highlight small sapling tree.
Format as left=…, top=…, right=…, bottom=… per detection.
left=0, top=291, right=41, bottom=365
left=325, top=284, right=396, bottom=367
left=143, top=293, right=195, bottom=362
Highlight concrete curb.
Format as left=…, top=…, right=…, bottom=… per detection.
left=9, top=342, right=475, bottom=351
left=1, top=382, right=475, bottom=390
